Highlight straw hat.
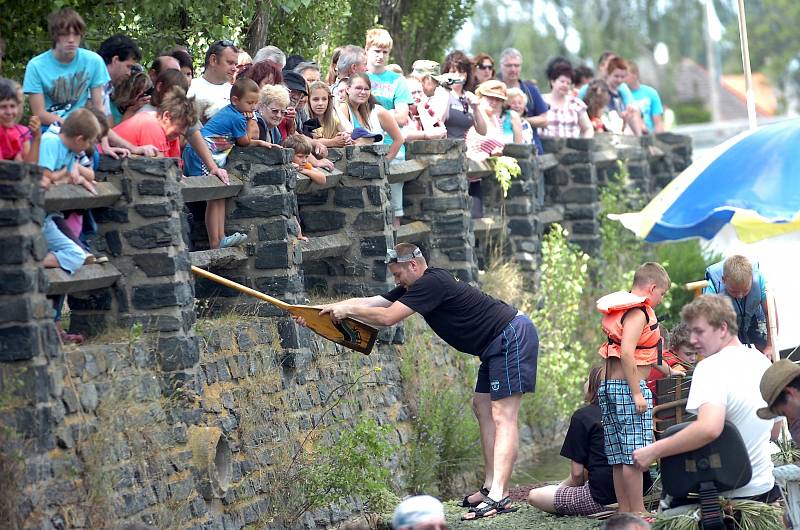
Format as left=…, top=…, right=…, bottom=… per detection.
left=475, top=79, right=508, bottom=100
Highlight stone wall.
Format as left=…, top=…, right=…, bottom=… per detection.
left=0, top=132, right=691, bottom=529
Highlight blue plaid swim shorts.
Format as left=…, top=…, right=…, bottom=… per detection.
left=598, top=379, right=653, bottom=465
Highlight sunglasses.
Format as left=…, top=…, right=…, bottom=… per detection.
left=385, top=248, right=422, bottom=264
left=477, top=64, right=494, bottom=71
left=215, top=39, right=236, bottom=48
left=130, top=64, right=144, bottom=74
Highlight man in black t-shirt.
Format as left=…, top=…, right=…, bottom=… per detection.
left=304, top=243, right=539, bottom=520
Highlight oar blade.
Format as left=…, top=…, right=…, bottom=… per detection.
left=288, top=306, right=378, bottom=355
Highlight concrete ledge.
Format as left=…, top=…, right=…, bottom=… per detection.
left=538, top=154, right=558, bottom=171
left=396, top=221, right=431, bottom=243
left=300, top=234, right=351, bottom=261
left=591, top=149, right=619, bottom=164
left=295, top=169, right=343, bottom=194
left=472, top=217, right=504, bottom=237
left=190, top=248, right=248, bottom=269
left=387, top=159, right=427, bottom=184
left=181, top=175, right=244, bottom=203
left=44, top=182, right=122, bottom=212
left=45, top=263, right=122, bottom=295
left=466, top=159, right=494, bottom=180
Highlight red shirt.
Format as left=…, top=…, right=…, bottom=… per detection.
left=113, top=112, right=181, bottom=161
left=0, top=124, right=31, bottom=160
left=646, top=349, right=682, bottom=397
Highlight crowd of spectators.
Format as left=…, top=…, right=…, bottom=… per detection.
left=0, top=6, right=669, bottom=344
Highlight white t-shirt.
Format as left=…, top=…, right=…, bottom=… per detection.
left=686, top=344, right=777, bottom=498
left=187, top=76, right=232, bottom=123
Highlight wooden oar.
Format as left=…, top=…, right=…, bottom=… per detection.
left=191, top=266, right=378, bottom=355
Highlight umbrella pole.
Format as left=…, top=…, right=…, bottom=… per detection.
left=736, top=0, right=757, bottom=130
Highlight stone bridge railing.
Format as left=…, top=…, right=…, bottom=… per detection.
left=0, top=131, right=691, bottom=529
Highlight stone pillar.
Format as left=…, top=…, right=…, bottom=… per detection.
left=653, top=132, right=693, bottom=191
left=206, top=146, right=304, bottom=315
left=296, top=144, right=394, bottom=297
left=404, top=140, right=477, bottom=282
left=0, top=161, right=58, bottom=363
left=0, top=162, right=60, bottom=529
left=542, top=137, right=601, bottom=255
left=88, top=156, right=198, bottom=392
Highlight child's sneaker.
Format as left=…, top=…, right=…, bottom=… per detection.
left=231, top=232, right=248, bottom=245
left=219, top=234, right=239, bottom=248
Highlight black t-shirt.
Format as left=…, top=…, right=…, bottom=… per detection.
left=381, top=267, right=518, bottom=355
left=560, top=404, right=653, bottom=505
left=560, top=404, right=616, bottom=506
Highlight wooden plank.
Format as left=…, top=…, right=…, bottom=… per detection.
left=46, top=263, right=121, bottom=295
left=181, top=175, right=243, bottom=203
left=44, top=182, right=122, bottom=212
left=300, top=234, right=351, bottom=261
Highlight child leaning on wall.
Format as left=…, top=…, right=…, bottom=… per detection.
left=283, top=133, right=328, bottom=242
left=595, top=262, right=671, bottom=516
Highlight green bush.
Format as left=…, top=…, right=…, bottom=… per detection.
left=673, top=100, right=712, bottom=125
left=656, top=240, right=721, bottom=327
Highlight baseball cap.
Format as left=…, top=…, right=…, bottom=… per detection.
left=411, top=60, right=440, bottom=78
left=351, top=127, right=383, bottom=143
left=392, top=495, right=445, bottom=530
left=757, top=359, right=800, bottom=419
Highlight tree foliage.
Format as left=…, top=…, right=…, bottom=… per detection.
left=0, top=0, right=472, bottom=81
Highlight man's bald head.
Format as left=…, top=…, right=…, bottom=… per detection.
left=149, top=54, right=180, bottom=84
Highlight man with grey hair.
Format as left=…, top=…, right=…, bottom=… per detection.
left=392, top=495, right=447, bottom=530
left=253, top=45, right=286, bottom=67
left=331, top=44, right=367, bottom=101
left=497, top=47, right=548, bottom=154
left=294, top=61, right=321, bottom=85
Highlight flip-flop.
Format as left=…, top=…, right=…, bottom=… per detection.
left=460, top=487, right=490, bottom=508
left=461, top=496, right=518, bottom=520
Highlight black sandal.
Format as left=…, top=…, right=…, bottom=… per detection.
left=462, top=496, right=518, bottom=520
left=460, top=486, right=490, bottom=508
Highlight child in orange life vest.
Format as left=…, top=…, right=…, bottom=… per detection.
left=596, top=262, right=670, bottom=516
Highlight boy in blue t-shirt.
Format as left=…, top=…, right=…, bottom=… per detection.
left=38, top=108, right=102, bottom=275
left=364, top=28, right=413, bottom=225
left=23, top=8, right=110, bottom=127
left=183, top=78, right=276, bottom=249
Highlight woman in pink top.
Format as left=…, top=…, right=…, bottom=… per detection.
left=543, top=62, right=593, bottom=139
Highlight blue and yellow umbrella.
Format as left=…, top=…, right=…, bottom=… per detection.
left=611, top=119, right=800, bottom=243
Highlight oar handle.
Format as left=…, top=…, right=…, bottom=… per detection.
left=191, top=266, right=291, bottom=310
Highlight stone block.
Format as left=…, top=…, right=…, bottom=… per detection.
left=230, top=145, right=292, bottom=165
left=360, top=235, right=391, bottom=257
left=128, top=156, right=177, bottom=176
left=564, top=205, right=597, bottom=220
left=570, top=164, right=595, bottom=184
left=123, top=220, right=179, bottom=249
left=296, top=190, right=329, bottom=206
left=230, top=193, right=292, bottom=219
left=137, top=179, right=168, bottom=196
left=559, top=186, right=597, bottom=203
left=0, top=208, right=31, bottom=227
left=0, top=236, right=31, bottom=265
left=258, top=219, right=290, bottom=241
left=302, top=210, right=346, bottom=233
left=365, top=185, right=384, bottom=206
left=93, top=206, right=129, bottom=223
left=333, top=187, right=364, bottom=208
left=134, top=202, right=173, bottom=218
left=406, top=139, right=464, bottom=155
left=504, top=202, right=532, bottom=216
left=132, top=282, right=193, bottom=310
left=420, top=196, right=468, bottom=212
left=253, top=275, right=302, bottom=295
left=508, top=218, right=536, bottom=237
left=255, top=242, right=291, bottom=269
left=566, top=137, right=595, bottom=151
left=158, top=336, right=200, bottom=371
left=347, top=161, right=384, bottom=179
left=428, top=157, right=464, bottom=176
left=433, top=175, right=466, bottom=192
left=431, top=213, right=469, bottom=236
left=133, top=253, right=179, bottom=277
left=0, top=298, right=34, bottom=322
left=0, top=270, right=35, bottom=295
left=502, top=143, right=534, bottom=158
left=352, top=212, right=386, bottom=231
left=0, top=324, right=38, bottom=361
left=540, top=137, right=566, bottom=153
left=252, top=167, right=291, bottom=186
left=572, top=221, right=599, bottom=235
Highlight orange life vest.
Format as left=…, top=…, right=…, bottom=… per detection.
left=597, top=291, right=662, bottom=366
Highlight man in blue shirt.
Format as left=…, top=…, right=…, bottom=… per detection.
left=627, top=61, right=664, bottom=134
left=497, top=48, right=549, bottom=154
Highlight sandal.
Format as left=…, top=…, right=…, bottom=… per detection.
left=58, top=329, right=85, bottom=345
left=460, top=487, right=490, bottom=508
left=461, top=496, right=518, bottom=520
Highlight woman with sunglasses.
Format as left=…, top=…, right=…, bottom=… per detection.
left=432, top=50, right=487, bottom=141
left=472, top=53, right=496, bottom=91
left=257, top=83, right=291, bottom=144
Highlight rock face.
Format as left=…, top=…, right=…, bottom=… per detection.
left=0, top=132, right=691, bottom=528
